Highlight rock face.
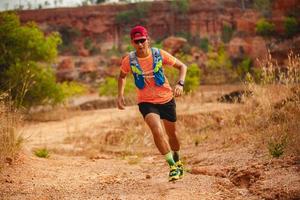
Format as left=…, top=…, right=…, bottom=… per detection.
left=228, top=36, right=269, bottom=66
left=18, top=1, right=243, bottom=50
left=236, top=10, right=261, bottom=34
left=18, top=1, right=298, bottom=48
left=56, top=57, right=78, bottom=82
left=162, top=36, right=188, bottom=55
left=17, top=0, right=299, bottom=70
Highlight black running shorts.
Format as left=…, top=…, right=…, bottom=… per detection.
left=138, top=98, right=177, bottom=122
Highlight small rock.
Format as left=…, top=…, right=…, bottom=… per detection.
left=5, top=179, right=13, bottom=183
left=5, top=157, right=13, bottom=165
left=146, top=174, right=151, bottom=179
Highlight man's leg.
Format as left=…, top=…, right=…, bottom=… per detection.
left=163, top=119, right=184, bottom=178
left=162, top=120, right=180, bottom=153
left=145, top=113, right=180, bottom=181
left=144, top=113, right=170, bottom=155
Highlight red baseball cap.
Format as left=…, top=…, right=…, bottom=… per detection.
left=130, top=25, right=148, bottom=40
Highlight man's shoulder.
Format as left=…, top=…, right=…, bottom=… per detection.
left=120, top=54, right=131, bottom=67
left=121, top=53, right=130, bottom=61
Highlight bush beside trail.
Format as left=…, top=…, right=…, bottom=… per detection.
left=0, top=12, right=62, bottom=109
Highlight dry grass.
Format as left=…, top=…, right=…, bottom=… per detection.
left=0, top=96, right=23, bottom=170
left=241, top=51, right=300, bottom=157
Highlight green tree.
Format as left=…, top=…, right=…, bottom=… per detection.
left=221, top=25, right=234, bottom=43
left=115, top=2, right=150, bottom=25
left=284, top=16, right=299, bottom=38
left=171, top=0, right=189, bottom=14
left=199, top=37, right=209, bottom=53
left=255, top=18, right=275, bottom=37
left=0, top=12, right=62, bottom=108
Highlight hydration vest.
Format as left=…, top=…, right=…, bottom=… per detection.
left=129, top=47, right=165, bottom=89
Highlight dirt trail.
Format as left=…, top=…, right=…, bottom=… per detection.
left=1, top=91, right=299, bottom=199
left=22, top=102, right=238, bottom=149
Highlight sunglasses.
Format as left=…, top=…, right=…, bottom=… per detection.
left=134, top=39, right=146, bottom=44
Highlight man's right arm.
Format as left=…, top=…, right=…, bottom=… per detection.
left=117, top=70, right=127, bottom=110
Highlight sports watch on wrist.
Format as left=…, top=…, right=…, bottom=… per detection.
left=177, top=80, right=185, bottom=87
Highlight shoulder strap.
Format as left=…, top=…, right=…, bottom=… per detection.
left=129, top=51, right=138, bottom=66
left=129, top=51, right=143, bottom=75
left=151, top=48, right=163, bottom=73
left=151, top=47, right=162, bottom=63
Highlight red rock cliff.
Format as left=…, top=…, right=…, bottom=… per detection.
left=18, top=0, right=298, bottom=52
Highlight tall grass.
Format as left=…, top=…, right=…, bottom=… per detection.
left=243, top=51, right=300, bottom=157
left=0, top=94, right=23, bottom=170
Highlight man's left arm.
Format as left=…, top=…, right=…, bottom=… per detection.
left=173, top=59, right=187, bottom=97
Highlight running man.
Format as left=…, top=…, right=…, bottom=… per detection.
left=117, top=25, right=187, bottom=181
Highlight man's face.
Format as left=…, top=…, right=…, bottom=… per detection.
left=131, top=37, right=149, bottom=53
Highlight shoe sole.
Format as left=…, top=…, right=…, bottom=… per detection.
left=169, top=175, right=180, bottom=182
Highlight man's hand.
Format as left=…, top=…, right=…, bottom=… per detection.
left=174, top=84, right=184, bottom=97
left=117, top=95, right=126, bottom=110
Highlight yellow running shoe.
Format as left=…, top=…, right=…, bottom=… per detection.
left=169, top=165, right=180, bottom=182
left=175, top=160, right=184, bottom=178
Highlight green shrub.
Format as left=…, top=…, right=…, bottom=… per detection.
left=96, top=0, right=105, bottom=3
left=164, top=66, right=179, bottom=87
left=207, top=45, right=232, bottom=70
left=90, top=46, right=101, bottom=55
left=107, top=45, right=122, bottom=57
left=165, top=60, right=201, bottom=92
left=5, top=62, right=64, bottom=108
left=115, top=2, right=150, bottom=25
left=204, top=45, right=237, bottom=84
left=237, top=57, right=252, bottom=80
left=255, top=18, right=275, bottom=37
left=184, top=63, right=201, bottom=93
left=99, top=76, right=135, bottom=97
left=284, top=16, right=299, bottom=38
left=268, top=135, right=287, bottom=158
left=34, top=148, right=49, bottom=158
left=60, top=81, right=87, bottom=99
left=84, top=37, right=93, bottom=50
left=175, top=31, right=192, bottom=42
left=221, top=25, right=234, bottom=43
left=58, top=26, right=81, bottom=54
left=122, top=35, right=135, bottom=52
left=199, top=37, right=209, bottom=53
left=171, top=0, right=189, bottom=14
left=152, top=41, right=163, bottom=49
left=58, top=26, right=80, bottom=50
left=0, top=12, right=62, bottom=109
